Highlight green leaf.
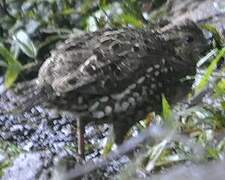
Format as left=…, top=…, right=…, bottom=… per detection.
left=214, top=79, right=225, bottom=97
left=103, top=130, right=114, bottom=156
left=0, top=43, right=23, bottom=88
left=201, top=24, right=224, bottom=48
left=99, top=0, right=108, bottom=7
left=162, top=95, right=172, bottom=121
left=12, top=29, right=37, bottom=58
left=0, top=160, right=11, bottom=177
left=0, top=60, right=7, bottom=67
left=5, top=64, right=22, bottom=88
left=195, top=48, right=225, bottom=95
left=207, top=147, right=219, bottom=159
left=119, top=14, right=144, bottom=28
left=61, top=8, right=76, bottom=16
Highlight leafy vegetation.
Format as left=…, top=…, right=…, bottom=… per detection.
left=195, top=48, right=225, bottom=95
left=0, top=0, right=159, bottom=87
left=0, top=141, right=21, bottom=176
left=0, top=0, right=224, bottom=179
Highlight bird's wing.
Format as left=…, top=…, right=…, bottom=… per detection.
left=38, top=28, right=171, bottom=95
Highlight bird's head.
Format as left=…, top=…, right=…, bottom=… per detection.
left=162, top=20, right=211, bottom=67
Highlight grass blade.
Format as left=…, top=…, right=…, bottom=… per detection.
left=0, top=43, right=22, bottom=88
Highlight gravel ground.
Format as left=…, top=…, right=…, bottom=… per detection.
left=0, top=77, right=122, bottom=179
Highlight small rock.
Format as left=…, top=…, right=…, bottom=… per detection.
left=61, top=126, right=72, bottom=136
left=10, top=125, right=24, bottom=132
left=2, top=152, right=52, bottom=180
left=23, top=142, right=34, bottom=151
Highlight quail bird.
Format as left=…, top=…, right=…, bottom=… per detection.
left=8, top=20, right=209, bottom=158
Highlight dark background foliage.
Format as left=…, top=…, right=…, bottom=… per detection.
left=0, top=0, right=168, bottom=86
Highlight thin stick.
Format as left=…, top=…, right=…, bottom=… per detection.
left=77, top=118, right=85, bottom=159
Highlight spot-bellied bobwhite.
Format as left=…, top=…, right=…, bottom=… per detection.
left=8, top=20, right=210, bottom=158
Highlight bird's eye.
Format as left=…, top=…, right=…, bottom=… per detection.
left=185, top=35, right=194, bottom=43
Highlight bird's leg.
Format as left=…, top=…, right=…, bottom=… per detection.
left=77, top=118, right=85, bottom=159
left=113, top=119, right=132, bottom=145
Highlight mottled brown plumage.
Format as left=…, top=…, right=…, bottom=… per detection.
left=9, top=20, right=209, bottom=157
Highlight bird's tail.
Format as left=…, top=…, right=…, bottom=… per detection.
left=0, top=79, right=48, bottom=115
